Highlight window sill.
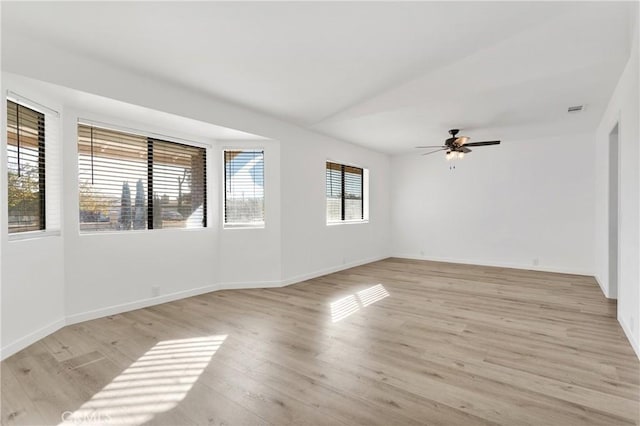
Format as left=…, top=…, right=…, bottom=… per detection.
left=8, top=229, right=61, bottom=242
left=223, top=223, right=265, bottom=230
left=79, top=226, right=210, bottom=236
left=327, top=220, right=369, bottom=226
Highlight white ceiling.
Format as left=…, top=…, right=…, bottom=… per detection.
left=2, top=1, right=635, bottom=153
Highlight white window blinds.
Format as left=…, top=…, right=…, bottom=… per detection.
left=224, top=150, right=264, bottom=226
left=151, top=139, right=207, bottom=229
left=6, top=99, right=61, bottom=234
left=78, top=124, right=207, bottom=232
left=326, top=161, right=364, bottom=222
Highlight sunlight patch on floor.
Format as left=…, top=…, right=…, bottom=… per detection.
left=59, top=335, right=227, bottom=425
left=330, top=294, right=360, bottom=322
left=330, top=284, right=389, bottom=322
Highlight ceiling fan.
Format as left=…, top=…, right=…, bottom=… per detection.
left=416, top=129, right=500, bottom=160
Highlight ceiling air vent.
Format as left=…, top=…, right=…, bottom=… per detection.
left=568, top=105, right=584, bottom=113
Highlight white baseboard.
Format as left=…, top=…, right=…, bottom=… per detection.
left=216, top=279, right=284, bottom=291
left=65, top=282, right=222, bottom=326
left=618, top=314, right=640, bottom=360
left=65, top=280, right=288, bottom=327
left=392, top=253, right=594, bottom=276
left=1, top=317, right=65, bottom=360
left=67, top=256, right=388, bottom=327
left=280, top=255, right=389, bottom=286
left=594, top=274, right=613, bottom=299
left=2, top=256, right=388, bottom=360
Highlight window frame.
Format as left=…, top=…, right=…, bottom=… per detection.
left=222, top=148, right=265, bottom=229
left=326, top=160, right=368, bottom=225
left=77, top=122, right=208, bottom=234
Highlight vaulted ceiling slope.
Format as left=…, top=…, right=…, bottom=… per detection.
left=2, top=1, right=635, bottom=153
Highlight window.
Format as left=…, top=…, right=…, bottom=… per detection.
left=224, top=150, right=264, bottom=226
left=326, top=161, right=365, bottom=223
left=78, top=124, right=207, bottom=232
left=7, top=100, right=45, bottom=233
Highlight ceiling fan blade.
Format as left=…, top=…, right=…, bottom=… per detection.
left=421, top=148, right=446, bottom=156
left=416, top=145, right=445, bottom=148
left=460, top=147, right=472, bottom=153
left=463, top=140, right=500, bottom=147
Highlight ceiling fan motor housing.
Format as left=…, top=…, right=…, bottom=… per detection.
left=445, top=138, right=456, bottom=147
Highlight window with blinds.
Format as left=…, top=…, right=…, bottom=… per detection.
left=7, top=100, right=45, bottom=233
left=78, top=124, right=207, bottom=232
left=326, top=161, right=365, bottom=223
left=224, top=150, right=264, bottom=226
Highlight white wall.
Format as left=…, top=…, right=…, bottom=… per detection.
left=594, top=18, right=639, bottom=356
left=0, top=38, right=391, bottom=359
left=281, top=140, right=390, bottom=283
left=1, top=236, right=66, bottom=356
left=391, top=132, right=596, bottom=275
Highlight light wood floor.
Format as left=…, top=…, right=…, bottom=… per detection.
left=2, top=258, right=639, bottom=425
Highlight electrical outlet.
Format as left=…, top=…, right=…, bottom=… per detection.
left=420, top=250, right=425, bottom=256
left=152, top=285, right=160, bottom=297
left=533, top=258, right=540, bottom=266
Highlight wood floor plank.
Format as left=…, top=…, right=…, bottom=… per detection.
left=2, top=258, right=638, bottom=425
left=1, top=363, right=46, bottom=425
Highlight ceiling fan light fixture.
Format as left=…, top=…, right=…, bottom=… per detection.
left=457, top=151, right=465, bottom=159
left=445, top=151, right=453, bottom=161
